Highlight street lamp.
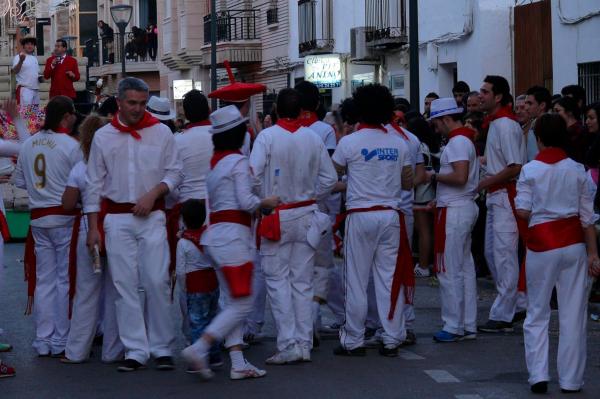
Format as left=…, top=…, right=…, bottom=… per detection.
left=110, top=4, right=133, bottom=77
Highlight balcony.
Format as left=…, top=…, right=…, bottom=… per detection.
left=86, top=32, right=159, bottom=77
left=365, top=0, right=408, bottom=49
left=299, top=39, right=335, bottom=56
left=201, top=9, right=261, bottom=66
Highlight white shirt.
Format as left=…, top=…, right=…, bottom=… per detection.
left=386, top=124, right=424, bottom=214
left=84, top=121, right=183, bottom=213
left=332, top=127, right=411, bottom=210
left=14, top=130, right=83, bottom=227
left=525, top=127, right=539, bottom=162
left=515, top=157, right=597, bottom=228
left=309, top=120, right=337, bottom=150
left=67, top=161, right=91, bottom=232
left=12, top=54, right=39, bottom=89
left=174, top=125, right=212, bottom=201
left=436, top=135, right=479, bottom=207
left=249, top=124, right=337, bottom=208
left=484, top=117, right=526, bottom=194
left=201, top=153, right=260, bottom=247
left=176, top=237, right=213, bottom=276
left=241, top=132, right=251, bottom=156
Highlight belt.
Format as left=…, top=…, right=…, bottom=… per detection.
left=527, top=216, right=584, bottom=252
left=209, top=210, right=252, bottom=227
left=103, top=198, right=165, bottom=214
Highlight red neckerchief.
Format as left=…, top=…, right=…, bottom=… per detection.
left=357, top=123, right=387, bottom=133
left=210, top=150, right=242, bottom=169
left=482, top=105, right=517, bottom=130
left=298, top=111, right=319, bottom=127
left=448, top=126, right=476, bottom=143
left=535, top=147, right=568, bottom=164
left=276, top=118, right=302, bottom=133
left=388, top=121, right=408, bottom=139
left=53, top=127, right=71, bottom=134
left=110, top=112, right=160, bottom=140
left=181, top=227, right=207, bottom=253
left=185, top=120, right=211, bottom=130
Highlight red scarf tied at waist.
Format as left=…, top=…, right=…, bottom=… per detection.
left=210, top=150, right=242, bottom=169
left=276, top=118, right=303, bottom=133
left=180, top=227, right=219, bottom=293
left=433, top=207, right=448, bottom=274
left=166, top=202, right=183, bottom=283
left=482, top=105, right=518, bottom=130
left=298, top=111, right=319, bottom=127
left=24, top=206, right=80, bottom=315
left=110, top=111, right=160, bottom=140
left=346, top=206, right=415, bottom=319
left=258, top=200, right=316, bottom=242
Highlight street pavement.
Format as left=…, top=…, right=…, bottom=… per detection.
left=1, top=242, right=600, bottom=399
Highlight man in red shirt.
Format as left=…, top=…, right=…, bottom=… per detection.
left=43, top=39, right=80, bottom=100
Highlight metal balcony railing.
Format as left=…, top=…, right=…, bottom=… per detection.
left=86, top=31, right=158, bottom=67
left=299, top=38, right=335, bottom=55
left=203, top=9, right=258, bottom=45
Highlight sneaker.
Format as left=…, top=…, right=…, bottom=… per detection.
left=560, top=388, right=581, bottom=394
left=378, top=344, right=399, bottom=357
left=0, top=361, right=15, bottom=378
left=461, top=331, right=477, bottom=341
left=512, top=311, right=527, bottom=323
left=402, top=330, right=417, bottom=346
left=433, top=330, right=462, bottom=343
left=117, top=359, right=146, bottom=372
left=477, top=320, right=514, bottom=333
left=0, top=343, right=12, bottom=353
left=300, top=346, right=311, bottom=362
left=364, top=328, right=382, bottom=348
left=332, top=345, right=366, bottom=357
left=230, top=360, right=267, bottom=380
left=414, top=264, right=431, bottom=278
left=181, top=347, right=214, bottom=380
left=265, top=346, right=302, bottom=365
left=155, top=356, right=175, bottom=370
left=60, top=356, right=84, bottom=364
left=530, top=381, right=548, bottom=394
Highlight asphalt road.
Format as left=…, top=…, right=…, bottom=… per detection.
left=1, top=243, right=600, bottom=399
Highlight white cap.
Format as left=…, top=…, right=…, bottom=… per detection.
left=428, top=97, right=464, bottom=120
left=209, top=105, right=248, bottom=134
left=146, top=96, right=176, bottom=121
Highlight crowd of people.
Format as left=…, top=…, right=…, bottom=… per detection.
left=97, top=20, right=159, bottom=64
left=1, top=63, right=600, bottom=395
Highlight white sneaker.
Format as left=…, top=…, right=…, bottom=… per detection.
left=414, top=264, right=431, bottom=278
left=265, top=345, right=302, bottom=365
left=230, top=360, right=267, bottom=380
left=181, top=346, right=214, bottom=380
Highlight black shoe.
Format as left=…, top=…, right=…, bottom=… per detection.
left=378, top=344, right=399, bottom=357
left=332, top=345, right=366, bottom=357
left=531, top=381, right=548, bottom=394
left=512, top=311, right=527, bottom=323
left=477, top=320, right=514, bottom=333
left=51, top=351, right=65, bottom=358
left=155, top=356, right=175, bottom=370
left=401, top=329, right=417, bottom=346
left=117, top=359, right=146, bottom=372
left=560, top=388, right=581, bottom=394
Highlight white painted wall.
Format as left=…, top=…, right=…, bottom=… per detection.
left=551, top=0, right=600, bottom=93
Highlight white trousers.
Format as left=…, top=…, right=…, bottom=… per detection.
left=202, top=236, right=254, bottom=348
left=18, top=87, right=40, bottom=106
left=484, top=192, right=519, bottom=322
left=313, top=223, right=334, bottom=300
left=261, top=211, right=316, bottom=351
left=402, top=214, right=415, bottom=328
left=66, top=228, right=123, bottom=362
left=524, top=243, right=588, bottom=390
left=31, top=225, right=72, bottom=355
left=340, top=211, right=406, bottom=350
left=325, top=261, right=345, bottom=325
left=437, top=203, right=478, bottom=335
left=104, top=211, right=174, bottom=364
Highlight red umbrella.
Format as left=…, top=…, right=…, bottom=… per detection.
left=208, top=60, right=266, bottom=102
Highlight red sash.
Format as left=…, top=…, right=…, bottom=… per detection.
left=346, top=206, right=415, bottom=319
left=0, top=210, right=10, bottom=241
left=16, top=85, right=22, bottom=107
left=24, top=206, right=80, bottom=315
left=258, top=200, right=316, bottom=241
left=186, top=269, right=219, bottom=293
left=433, top=207, right=448, bottom=273
left=166, top=202, right=183, bottom=278
left=527, top=216, right=584, bottom=252
left=103, top=198, right=165, bottom=214
left=210, top=210, right=252, bottom=227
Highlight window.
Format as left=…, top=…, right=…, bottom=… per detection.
left=298, top=0, right=316, bottom=45
left=579, top=62, right=600, bottom=105
left=79, top=0, right=97, bottom=12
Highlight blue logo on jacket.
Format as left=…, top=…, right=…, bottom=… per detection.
left=361, top=148, right=398, bottom=162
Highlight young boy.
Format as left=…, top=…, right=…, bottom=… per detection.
left=176, top=199, right=221, bottom=369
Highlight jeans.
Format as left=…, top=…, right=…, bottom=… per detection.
left=187, top=289, right=221, bottom=361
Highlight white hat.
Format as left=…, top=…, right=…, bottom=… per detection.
left=209, top=105, right=248, bottom=134
left=428, top=97, right=463, bottom=120
left=146, top=96, right=176, bottom=120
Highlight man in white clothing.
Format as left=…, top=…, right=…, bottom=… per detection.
left=427, top=98, right=480, bottom=342
left=85, top=77, right=182, bottom=372
left=477, top=75, right=527, bottom=333
left=250, top=88, right=337, bottom=364
left=11, top=37, right=40, bottom=106
left=14, top=96, right=82, bottom=356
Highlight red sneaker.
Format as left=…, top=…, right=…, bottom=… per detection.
left=0, top=361, right=15, bottom=378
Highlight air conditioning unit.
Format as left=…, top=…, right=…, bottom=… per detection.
left=350, top=27, right=379, bottom=64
